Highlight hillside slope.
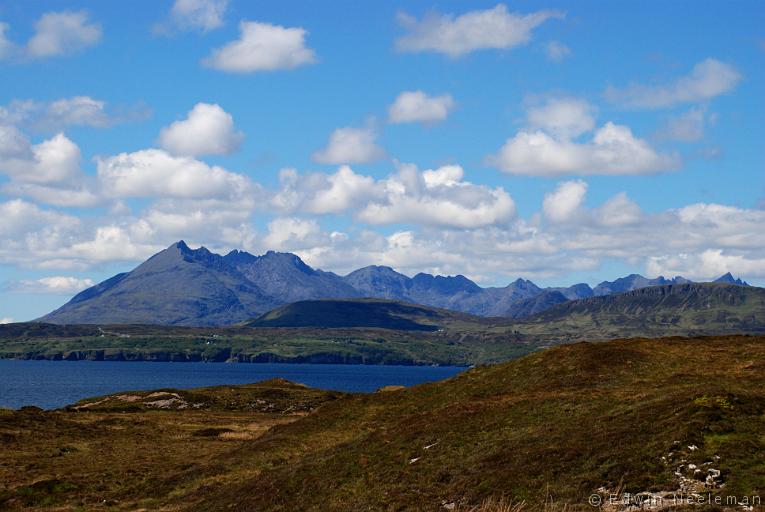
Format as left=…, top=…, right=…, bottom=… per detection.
left=247, top=299, right=477, bottom=331
left=519, top=283, right=765, bottom=341
left=174, top=335, right=763, bottom=510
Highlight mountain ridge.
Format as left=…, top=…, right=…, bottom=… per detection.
left=40, top=240, right=753, bottom=326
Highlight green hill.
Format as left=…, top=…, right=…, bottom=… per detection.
left=516, top=283, right=765, bottom=343
left=246, top=298, right=480, bottom=331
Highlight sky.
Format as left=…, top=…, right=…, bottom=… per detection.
left=0, top=0, right=764, bottom=322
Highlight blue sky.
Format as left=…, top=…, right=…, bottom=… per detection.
left=0, top=0, right=763, bottom=321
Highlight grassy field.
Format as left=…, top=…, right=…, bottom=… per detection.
left=1, top=334, right=763, bottom=511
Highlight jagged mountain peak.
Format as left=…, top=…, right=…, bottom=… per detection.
left=714, top=272, right=749, bottom=286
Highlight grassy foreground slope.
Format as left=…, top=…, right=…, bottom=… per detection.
left=0, top=380, right=343, bottom=510
left=176, top=335, right=765, bottom=511
left=0, top=335, right=763, bottom=510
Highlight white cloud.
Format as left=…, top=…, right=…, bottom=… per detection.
left=26, top=11, right=102, bottom=58
left=542, top=180, right=587, bottom=222
left=312, top=126, right=385, bottom=165
left=489, top=122, right=679, bottom=176
left=526, top=98, right=594, bottom=138
left=203, top=21, right=316, bottom=72
left=68, top=226, right=162, bottom=264
left=0, top=132, right=82, bottom=184
left=97, top=149, right=252, bottom=199
left=605, top=58, right=741, bottom=109
left=13, top=276, right=95, bottom=295
left=657, top=107, right=714, bottom=142
left=263, top=217, right=325, bottom=251
left=0, top=199, right=80, bottom=238
left=0, top=22, right=14, bottom=60
left=169, top=0, right=227, bottom=32
left=388, top=91, right=455, bottom=124
left=158, top=103, right=243, bottom=157
left=0, top=124, right=101, bottom=206
left=41, top=96, right=110, bottom=129
left=545, top=41, right=571, bottom=62
left=0, top=124, right=30, bottom=158
left=648, top=250, right=765, bottom=282
left=596, top=192, right=642, bottom=226
left=273, top=165, right=378, bottom=214
left=2, top=182, right=100, bottom=208
left=275, top=163, right=516, bottom=229
left=0, top=317, right=13, bottom=324
left=357, top=164, right=516, bottom=229
left=395, top=4, right=563, bottom=57
left=1, top=96, right=147, bottom=133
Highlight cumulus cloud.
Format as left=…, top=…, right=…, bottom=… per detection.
left=542, top=180, right=587, bottom=222
left=526, top=97, right=594, bottom=138
left=0, top=96, right=149, bottom=133
left=312, top=126, right=385, bottom=165
left=0, top=132, right=82, bottom=184
left=545, top=41, right=571, bottom=62
left=274, top=164, right=515, bottom=229
left=273, top=165, right=378, bottom=214
left=167, top=0, right=228, bottom=32
left=26, top=11, right=102, bottom=58
left=97, top=149, right=253, bottom=200
left=489, top=121, right=679, bottom=176
left=203, top=21, right=316, bottom=72
left=0, top=124, right=30, bottom=159
left=263, top=217, right=326, bottom=251
left=657, top=107, right=715, bottom=142
left=158, top=103, right=243, bottom=157
left=395, top=4, right=563, bottom=57
left=0, top=124, right=102, bottom=207
left=0, top=199, right=80, bottom=238
left=12, top=276, right=95, bottom=294
left=648, top=250, right=765, bottom=282
left=1, top=178, right=764, bottom=285
left=388, top=91, right=455, bottom=124
left=0, top=22, right=14, bottom=60
left=596, top=192, right=642, bottom=226
left=605, top=59, right=741, bottom=109
left=357, top=164, right=516, bottom=229
left=2, top=182, right=100, bottom=208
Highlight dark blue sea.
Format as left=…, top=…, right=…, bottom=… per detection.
left=0, top=360, right=465, bottom=410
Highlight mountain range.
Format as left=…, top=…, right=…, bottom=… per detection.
left=40, top=241, right=752, bottom=326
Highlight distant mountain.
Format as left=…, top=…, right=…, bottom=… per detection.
left=224, top=250, right=360, bottom=304
left=546, top=283, right=594, bottom=300
left=520, top=282, right=765, bottom=339
left=343, top=270, right=543, bottom=316
left=592, top=274, right=691, bottom=296
left=41, top=242, right=278, bottom=326
left=247, top=298, right=476, bottom=331
left=714, top=272, right=750, bottom=286
left=39, top=240, right=755, bottom=326
left=503, top=290, right=569, bottom=319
